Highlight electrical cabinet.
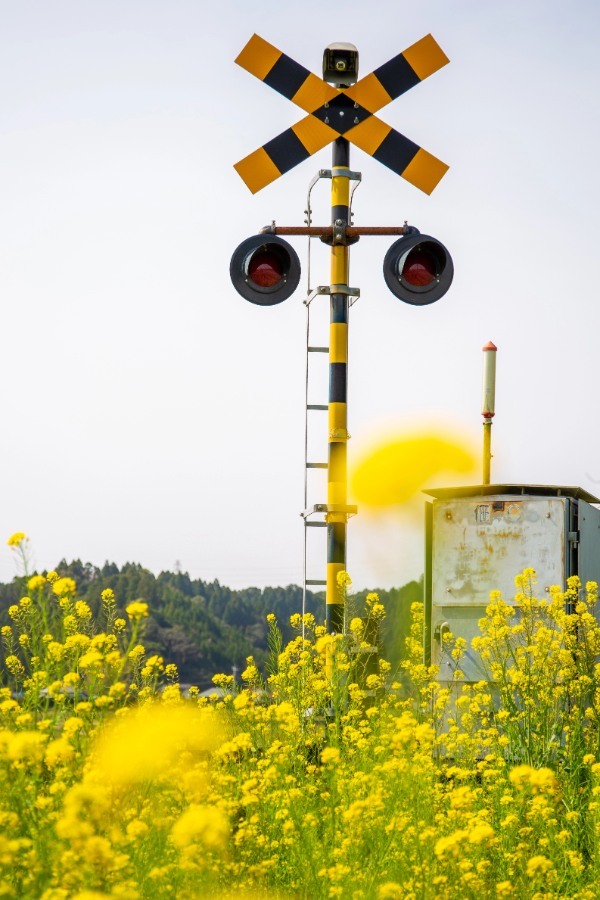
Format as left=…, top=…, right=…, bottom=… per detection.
left=423, top=485, right=600, bottom=686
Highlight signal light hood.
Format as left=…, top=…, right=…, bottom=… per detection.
left=383, top=229, right=453, bottom=306
left=230, top=234, right=301, bottom=306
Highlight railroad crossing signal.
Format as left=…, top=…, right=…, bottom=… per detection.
left=230, top=33, right=454, bottom=635
left=234, top=33, right=450, bottom=195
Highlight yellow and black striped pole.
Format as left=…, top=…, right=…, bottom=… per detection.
left=326, top=137, right=351, bottom=634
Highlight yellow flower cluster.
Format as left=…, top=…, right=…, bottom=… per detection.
left=125, top=601, right=149, bottom=620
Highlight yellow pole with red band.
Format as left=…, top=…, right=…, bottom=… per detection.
left=482, top=341, right=497, bottom=485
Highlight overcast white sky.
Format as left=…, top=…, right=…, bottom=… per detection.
left=1, top=0, right=599, bottom=590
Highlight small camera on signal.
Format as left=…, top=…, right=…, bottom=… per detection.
left=322, top=42, right=359, bottom=86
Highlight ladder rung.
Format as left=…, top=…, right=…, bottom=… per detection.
left=306, top=462, right=327, bottom=469
left=306, top=521, right=327, bottom=528
left=308, top=346, right=329, bottom=353
left=307, top=404, right=328, bottom=411
left=306, top=579, right=326, bottom=585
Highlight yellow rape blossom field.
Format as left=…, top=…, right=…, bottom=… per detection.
left=2, top=534, right=600, bottom=898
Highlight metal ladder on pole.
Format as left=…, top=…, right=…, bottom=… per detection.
left=301, top=170, right=361, bottom=622
left=302, top=288, right=329, bottom=613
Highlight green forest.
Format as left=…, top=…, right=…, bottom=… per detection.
left=0, top=561, right=421, bottom=689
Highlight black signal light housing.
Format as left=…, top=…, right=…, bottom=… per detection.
left=383, top=229, right=453, bottom=306
left=230, top=234, right=301, bottom=306
left=322, top=42, right=359, bottom=87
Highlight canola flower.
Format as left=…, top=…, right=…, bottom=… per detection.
left=125, top=600, right=149, bottom=620
left=0, top=554, right=599, bottom=898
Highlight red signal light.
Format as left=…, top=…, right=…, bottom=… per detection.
left=248, top=251, right=283, bottom=288
left=230, top=234, right=301, bottom=306
left=383, top=231, right=453, bottom=306
left=401, top=249, right=436, bottom=287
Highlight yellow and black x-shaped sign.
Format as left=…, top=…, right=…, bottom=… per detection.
left=234, top=34, right=449, bottom=195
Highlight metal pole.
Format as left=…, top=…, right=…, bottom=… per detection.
left=326, top=137, right=350, bottom=634
left=482, top=341, right=497, bottom=485
left=482, top=422, right=492, bottom=485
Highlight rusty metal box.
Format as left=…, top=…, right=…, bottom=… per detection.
left=423, top=484, right=600, bottom=684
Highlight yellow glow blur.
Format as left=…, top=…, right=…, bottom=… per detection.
left=351, top=428, right=478, bottom=507
left=91, top=704, right=223, bottom=787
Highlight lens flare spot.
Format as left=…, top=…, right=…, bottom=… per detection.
left=91, top=704, right=224, bottom=787
left=351, top=429, right=478, bottom=507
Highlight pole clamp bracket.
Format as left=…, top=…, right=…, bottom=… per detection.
left=304, top=285, right=360, bottom=306
left=301, top=503, right=358, bottom=520
left=318, top=168, right=362, bottom=181
left=320, top=217, right=360, bottom=247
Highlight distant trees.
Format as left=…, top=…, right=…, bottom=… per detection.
left=0, top=561, right=421, bottom=688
